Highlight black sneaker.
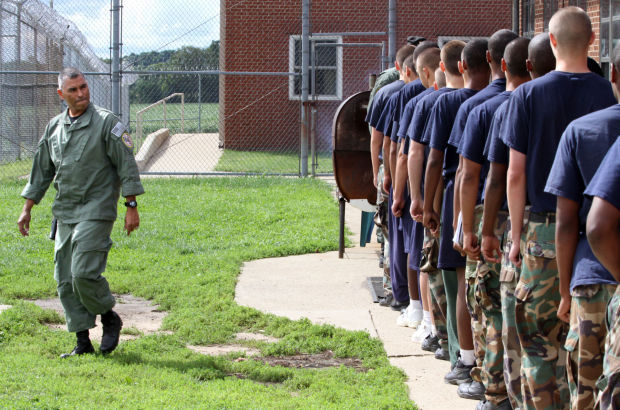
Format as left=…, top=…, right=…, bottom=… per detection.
left=434, top=346, right=450, bottom=361
left=100, top=310, right=123, bottom=354
left=390, top=298, right=410, bottom=311
left=476, top=399, right=512, bottom=410
left=444, top=358, right=473, bottom=385
left=378, top=293, right=394, bottom=307
left=421, top=334, right=440, bottom=352
left=457, top=380, right=485, bottom=400
left=61, top=330, right=94, bottom=358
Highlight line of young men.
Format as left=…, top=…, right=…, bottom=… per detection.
left=365, top=6, right=619, bottom=410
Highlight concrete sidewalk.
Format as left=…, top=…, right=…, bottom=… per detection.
left=236, top=200, right=477, bottom=409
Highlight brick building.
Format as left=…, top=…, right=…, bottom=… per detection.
left=219, top=1, right=514, bottom=152
left=518, top=0, right=619, bottom=77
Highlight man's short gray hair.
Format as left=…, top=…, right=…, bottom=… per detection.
left=58, top=67, right=84, bottom=89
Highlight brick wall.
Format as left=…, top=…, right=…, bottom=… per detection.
left=517, top=0, right=602, bottom=60
left=221, top=0, right=512, bottom=151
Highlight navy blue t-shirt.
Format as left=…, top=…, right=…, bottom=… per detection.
left=411, top=88, right=456, bottom=146
left=458, top=91, right=511, bottom=204
left=484, top=99, right=511, bottom=166
left=545, top=105, right=620, bottom=290
left=425, top=88, right=478, bottom=177
left=585, top=136, right=620, bottom=211
left=377, top=91, right=401, bottom=136
left=398, top=87, right=435, bottom=144
left=501, top=71, right=616, bottom=213
left=448, top=78, right=506, bottom=149
left=367, top=80, right=404, bottom=128
left=390, top=80, right=427, bottom=143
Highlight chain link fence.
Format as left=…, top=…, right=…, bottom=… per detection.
left=0, top=0, right=386, bottom=180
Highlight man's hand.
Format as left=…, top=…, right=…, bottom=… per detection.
left=423, top=210, right=440, bottom=238
left=17, top=209, right=31, bottom=236
left=383, top=174, right=392, bottom=194
left=17, top=199, right=35, bottom=237
left=410, top=197, right=424, bottom=222
left=124, top=208, right=140, bottom=236
left=463, top=231, right=481, bottom=260
left=557, top=294, right=571, bottom=323
left=481, top=235, right=502, bottom=263
left=509, top=241, right=521, bottom=268
left=392, top=196, right=404, bottom=217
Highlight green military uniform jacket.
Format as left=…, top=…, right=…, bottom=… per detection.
left=368, top=67, right=399, bottom=111
left=22, top=103, right=144, bottom=223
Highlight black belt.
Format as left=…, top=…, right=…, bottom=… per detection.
left=529, top=211, right=555, bottom=224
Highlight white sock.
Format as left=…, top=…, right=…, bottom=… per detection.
left=410, top=299, right=422, bottom=310
left=431, top=324, right=437, bottom=336
left=460, top=349, right=475, bottom=366
left=423, top=310, right=431, bottom=325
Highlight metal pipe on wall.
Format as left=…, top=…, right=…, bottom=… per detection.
left=512, top=0, right=519, bottom=33
left=388, top=0, right=396, bottom=67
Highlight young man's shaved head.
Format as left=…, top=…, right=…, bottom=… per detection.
left=462, top=38, right=490, bottom=74
left=504, top=37, right=530, bottom=78
left=528, top=33, right=556, bottom=78
left=549, top=6, right=593, bottom=54
left=396, top=44, right=416, bottom=68
left=489, top=29, right=519, bottom=65
left=413, top=41, right=439, bottom=62
left=441, top=40, right=466, bottom=76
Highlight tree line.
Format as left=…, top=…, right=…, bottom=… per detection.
left=125, top=41, right=219, bottom=104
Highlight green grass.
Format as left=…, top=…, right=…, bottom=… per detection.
left=0, top=177, right=413, bottom=409
left=129, top=103, right=219, bottom=140
left=215, top=150, right=334, bottom=174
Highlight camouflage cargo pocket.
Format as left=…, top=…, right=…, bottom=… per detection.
left=420, top=233, right=439, bottom=273
left=476, top=262, right=501, bottom=312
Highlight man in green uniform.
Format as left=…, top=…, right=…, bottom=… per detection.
left=17, top=67, right=144, bottom=358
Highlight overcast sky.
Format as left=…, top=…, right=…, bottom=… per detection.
left=51, top=0, right=220, bottom=57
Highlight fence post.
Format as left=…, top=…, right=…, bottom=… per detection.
left=300, top=0, right=310, bottom=177
left=163, top=100, right=167, bottom=129
left=181, top=92, right=185, bottom=133
left=111, top=0, right=121, bottom=117
left=198, top=74, right=202, bottom=133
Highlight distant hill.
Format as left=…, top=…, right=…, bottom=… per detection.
left=125, top=41, right=219, bottom=104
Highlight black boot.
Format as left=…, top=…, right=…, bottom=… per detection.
left=100, top=310, right=123, bottom=354
left=61, top=330, right=94, bottom=358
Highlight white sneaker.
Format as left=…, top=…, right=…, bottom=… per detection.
left=396, top=305, right=412, bottom=327
left=408, top=307, right=423, bottom=329
left=411, top=322, right=431, bottom=343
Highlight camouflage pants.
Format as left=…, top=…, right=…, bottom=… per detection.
left=465, top=206, right=486, bottom=384
left=376, top=165, right=392, bottom=295
left=502, top=216, right=524, bottom=410
left=596, top=287, right=620, bottom=409
left=475, top=210, right=509, bottom=405
left=423, top=230, right=449, bottom=350
left=515, top=216, right=569, bottom=410
left=566, top=284, right=617, bottom=410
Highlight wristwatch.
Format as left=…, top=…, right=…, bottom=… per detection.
left=124, top=200, right=138, bottom=208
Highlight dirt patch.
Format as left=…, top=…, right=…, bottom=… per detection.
left=235, top=332, right=280, bottom=343
left=32, top=294, right=167, bottom=343
left=188, top=344, right=261, bottom=356
left=259, top=350, right=365, bottom=371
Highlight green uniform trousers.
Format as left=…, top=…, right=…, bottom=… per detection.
left=515, top=217, right=569, bottom=410
left=596, top=287, right=620, bottom=410
left=55, top=220, right=116, bottom=333
left=443, top=269, right=459, bottom=366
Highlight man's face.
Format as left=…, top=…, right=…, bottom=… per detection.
left=58, top=75, right=90, bottom=116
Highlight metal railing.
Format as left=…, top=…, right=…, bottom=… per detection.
left=135, top=93, right=185, bottom=147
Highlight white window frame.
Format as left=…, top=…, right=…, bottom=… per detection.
left=289, top=35, right=343, bottom=101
